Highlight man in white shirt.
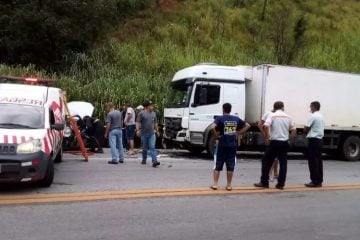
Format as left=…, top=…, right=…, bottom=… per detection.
left=254, top=101, right=296, bottom=190
left=124, top=103, right=136, bottom=155
left=258, top=110, right=279, bottom=181
left=304, top=101, right=325, bottom=188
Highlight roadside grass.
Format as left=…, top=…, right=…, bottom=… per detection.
left=1, top=0, right=359, bottom=119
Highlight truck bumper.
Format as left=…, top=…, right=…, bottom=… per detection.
left=0, top=152, right=50, bottom=183
left=164, top=129, right=189, bottom=143
left=164, top=129, right=207, bottom=149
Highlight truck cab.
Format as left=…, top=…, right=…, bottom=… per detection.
left=163, top=63, right=248, bottom=155
left=0, top=77, right=65, bottom=187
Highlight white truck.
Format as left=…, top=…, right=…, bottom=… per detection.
left=163, top=63, right=360, bottom=161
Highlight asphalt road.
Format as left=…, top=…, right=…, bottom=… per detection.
left=1, top=190, right=359, bottom=240
left=0, top=149, right=360, bottom=240
left=1, top=149, right=360, bottom=194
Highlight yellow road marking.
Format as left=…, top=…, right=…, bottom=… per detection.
left=1, top=184, right=360, bottom=206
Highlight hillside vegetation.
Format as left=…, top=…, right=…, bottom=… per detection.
left=1, top=0, right=360, bottom=119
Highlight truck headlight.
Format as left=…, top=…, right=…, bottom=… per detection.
left=17, top=139, right=42, bottom=154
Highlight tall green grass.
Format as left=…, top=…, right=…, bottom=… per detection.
left=1, top=0, right=360, bottom=120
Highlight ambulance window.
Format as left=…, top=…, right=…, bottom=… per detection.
left=49, top=110, right=55, bottom=125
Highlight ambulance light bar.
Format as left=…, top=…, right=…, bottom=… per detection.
left=0, top=76, right=56, bottom=86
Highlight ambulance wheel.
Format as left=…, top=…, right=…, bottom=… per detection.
left=342, top=135, right=360, bottom=161
left=54, top=148, right=63, bottom=163
left=38, top=159, right=54, bottom=188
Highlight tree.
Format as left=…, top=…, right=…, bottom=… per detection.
left=264, top=0, right=307, bottom=64
left=0, top=0, right=150, bottom=70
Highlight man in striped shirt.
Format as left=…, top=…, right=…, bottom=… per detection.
left=254, top=101, right=297, bottom=190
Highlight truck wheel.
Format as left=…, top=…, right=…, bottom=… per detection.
left=38, top=159, right=54, bottom=188
left=342, top=136, right=360, bottom=161
left=54, top=148, right=63, bottom=163
left=206, top=134, right=216, bottom=157
left=187, top=146, right=205, bottom=155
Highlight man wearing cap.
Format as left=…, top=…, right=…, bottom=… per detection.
left=254, top=101, right=296, bottom=190
left=136, top=100, right=160, bottom=167
left=104, top=102, right=125, bottom=164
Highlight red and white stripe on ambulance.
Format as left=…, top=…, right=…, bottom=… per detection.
left=45, top=99, right=65, bottom=155
left=1, top=134, right=51, bottom=155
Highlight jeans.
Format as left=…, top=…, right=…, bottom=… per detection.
left=109, top=128, right=125, bottom=162
left=260, top=140, right=289, bottom=186
left=122, top=128, right=127, bottom=149
left=141, top=134, right=157, bottom=162
left=307, top=138, right=323, bottom=184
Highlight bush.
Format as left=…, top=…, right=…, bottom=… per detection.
left=1, top=0, right=360, bottom=120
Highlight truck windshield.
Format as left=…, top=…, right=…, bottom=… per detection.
left=0, top=104, right=45, bottom=129
left=168, top=79, right=193, bottom=108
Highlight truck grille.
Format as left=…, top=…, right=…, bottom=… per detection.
left=164, top=117, right=182, bottom=139
left=0, top=144, right=16, bottom=155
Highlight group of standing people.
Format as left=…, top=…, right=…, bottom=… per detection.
left=211, top=101, right=325, bottom=191
left=104, top=101, right=160, bottom=168
left=102, top=98, right=325, bottom=187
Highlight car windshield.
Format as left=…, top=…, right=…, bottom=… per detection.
left=0, top=104, right=45, bottom=129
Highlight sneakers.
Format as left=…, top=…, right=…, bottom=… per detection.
left=304, top=182, right=322, bottom=188
left=141, top=160, right=160, bottom=167
left=108, top=161, right=118, bottom=165
left=254, top=182, right=269, bottom=188
left=152, top=161, right=161, bottom=168
left=108, top=160, right=124, bottom=164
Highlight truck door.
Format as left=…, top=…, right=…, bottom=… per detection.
left=188, top=81, right=222, bottom=145
left=223, top=83, right=245, bottom=119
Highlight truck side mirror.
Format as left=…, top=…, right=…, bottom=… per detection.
left=51, top=122, right=65, bottom=131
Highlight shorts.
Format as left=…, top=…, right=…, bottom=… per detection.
left=126, top=125, right=136, bottom=140
left=214, top=146, right=237, bottom=172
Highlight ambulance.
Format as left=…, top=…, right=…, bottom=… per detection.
left=0, top=76, right=65, bottom=187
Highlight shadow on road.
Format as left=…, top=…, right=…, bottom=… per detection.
left=0, top=182, right=41, bottom=194
left=165, top=150, right=338, bottom=161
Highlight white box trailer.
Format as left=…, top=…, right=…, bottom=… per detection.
left=163, top=63, right=360, bottom=161
left=245, top=65, right=360, bottom=129
left=244, top=65, right=360, bottom=161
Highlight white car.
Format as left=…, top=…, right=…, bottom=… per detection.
left=0, top=76, right=65, bottom=187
